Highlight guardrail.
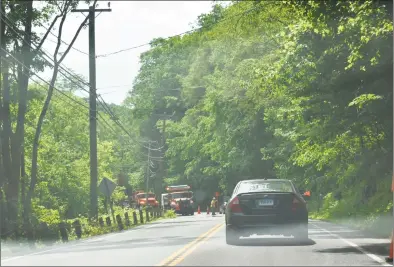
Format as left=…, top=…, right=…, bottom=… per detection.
left=1, top=207, right=163, bottom=245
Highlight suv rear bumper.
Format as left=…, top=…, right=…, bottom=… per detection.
left=175, top=207, right=194, bottom=214
left=227, top=222, right=307, bottom=236
left=227, top=213, right=307, bottom=235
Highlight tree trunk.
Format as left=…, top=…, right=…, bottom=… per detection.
left=25, top=8, right=89, bottom=222
left=5, top=1, right=34, bottom=238
left=27, top=64, right=61, bottom=221
left=1, top=58, right=15, bottom=235
left=20, top=150, right=26, bottom=216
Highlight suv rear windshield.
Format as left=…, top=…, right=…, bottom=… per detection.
left=235, top=180, right=294, bottom=194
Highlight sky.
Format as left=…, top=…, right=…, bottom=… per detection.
left=39, top=1, right=215, bottom=105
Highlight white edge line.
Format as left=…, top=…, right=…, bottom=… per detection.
left=1, top=219, right=168, bottom=263
left=311, top=222, right=391, bottom=266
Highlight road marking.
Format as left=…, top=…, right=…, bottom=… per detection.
left=168, top=224, right=224, bottom=266
left=1, top=219, right=168, bottom=263
left=311, top=223, right=391, bottom=266
left=156, top=222, right=223, bottom=266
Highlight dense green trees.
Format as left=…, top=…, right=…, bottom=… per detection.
left=127, top=0, right=393, bottom=217
left=0, top=0, right=392, bottom=240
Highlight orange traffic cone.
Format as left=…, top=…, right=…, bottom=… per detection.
left=197, top=206, right=201, bottom=214
left=207, top=206, right=210, bottom=215
left=386, top=231, right=393, bottom=263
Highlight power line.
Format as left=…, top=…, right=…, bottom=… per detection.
left=1, top=50, right=162, bottom=174
left=95, top=3, right=267, bottom=58
left=45, top=37, right=89, bottom=56
left=2, top=50, right=138, bottom=162
left=33, top=10, right=90, bottom=56
left=0, top=13, right=91, bottom=96
left=1, top=9, right=169, bottom=154
left=1, top=12, right=160, bottom=152
left=2, top=49, right=89, bottom=111
left=1, top=48, right=123, bottom=141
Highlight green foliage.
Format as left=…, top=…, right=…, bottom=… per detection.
left=125, top=0, right=393, bottom=223
left=3, top=0, right=392, bottom=242
left=163, top=209, right=177, bottom=219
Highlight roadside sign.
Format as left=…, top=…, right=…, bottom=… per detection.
left=215, top=192, right=220, bottom=197
left=98, top=177, right=117, bottom=198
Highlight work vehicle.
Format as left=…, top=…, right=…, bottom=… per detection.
left=166, top=185, right=194, bottom=215
left=161, top=193, right=170, bottom=210
left=225, top=178, right=310, bottom=245
left=135, top=192, right=159, bottom=209
left=129, top=190, right=144, bottom=209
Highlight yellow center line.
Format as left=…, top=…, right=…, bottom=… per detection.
left=156, top=223, right=224, bottom=266
left=168, top=223, right=224, bottom=266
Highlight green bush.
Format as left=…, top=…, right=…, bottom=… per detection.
left=309, top=180, right=393, bottom=238
left=163, top=209, right=177, bottom=218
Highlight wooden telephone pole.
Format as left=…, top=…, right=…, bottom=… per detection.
left=72, top=4, right=111, bottom=219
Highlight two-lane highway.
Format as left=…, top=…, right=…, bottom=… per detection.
left=1, top=214, right=391, bottom=266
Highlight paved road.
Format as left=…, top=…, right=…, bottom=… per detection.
left=1, top=214, right=391, bottom=266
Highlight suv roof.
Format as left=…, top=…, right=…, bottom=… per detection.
left=240, top=178, right=292, bottom=183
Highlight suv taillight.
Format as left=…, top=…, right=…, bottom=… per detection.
left=229, top=197, right=242, bottom=213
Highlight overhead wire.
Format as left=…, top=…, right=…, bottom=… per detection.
left=1, top=12, right=163, bottom=153
left=2, top=52, right=163, bottom=161
left=95, top=2, right=267, bottom=58
left=2, top=51, right=155, bottom=161
left=0, top=19, right=126, bottom=148
left=0, top=13, right=91, bottom=96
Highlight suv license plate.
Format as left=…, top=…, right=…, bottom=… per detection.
left=258, top=199, right=274, bottom=206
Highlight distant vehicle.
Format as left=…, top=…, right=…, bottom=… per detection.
left=129, top=190, right=144, bottom=209
left=135, top=192, right=159, bottom=209
left=225, top=179, right=310, bottom=245
left=161, top=193, right=170, bottom=210
left=166, top=185, right=194, bottom=216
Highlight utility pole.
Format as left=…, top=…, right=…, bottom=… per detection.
left=156, top=113, right=166, bottom=197
left=72, top=4, right=111, bottom=219
left=0, top=0, right=2, bottom=241
left=146, top=141, right=152, bottom=205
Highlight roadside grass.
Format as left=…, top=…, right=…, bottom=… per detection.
left=308, top=193, right=392, bottom=239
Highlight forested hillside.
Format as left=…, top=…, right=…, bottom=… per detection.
left=0, top=0, right=392, bottom=241
left=127, top=0, right=393, bottom=224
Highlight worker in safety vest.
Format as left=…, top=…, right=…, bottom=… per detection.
left=211, top=197, right=217, bottom=216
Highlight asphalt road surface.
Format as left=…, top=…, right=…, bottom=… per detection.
left=1, top=214, right=391, bottom=266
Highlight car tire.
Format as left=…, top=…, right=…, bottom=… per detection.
left=226, top=226, right=240, bottom=245
left=293, top=223, right=308, bottom=242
